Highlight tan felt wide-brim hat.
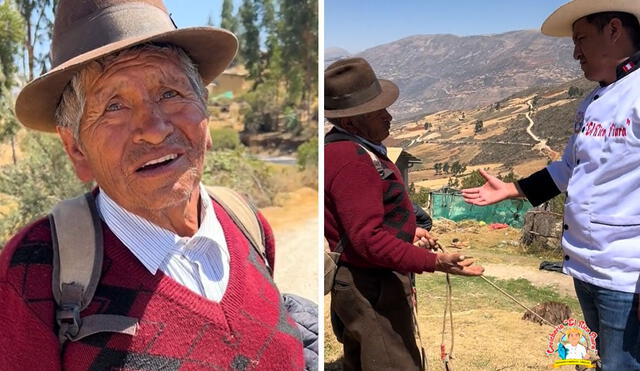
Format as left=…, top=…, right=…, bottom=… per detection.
left=324, top=79, right=399, bottom=119
left=542, top=0, right=640, bottom=37
left=15, top=1, right=237, bottom=133
left=324, top=57, right=399, bottom=119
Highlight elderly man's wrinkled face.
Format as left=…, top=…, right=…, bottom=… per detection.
left=348, top=109, right=393, bottom=144
left=61, top=50, right=210, bottom=213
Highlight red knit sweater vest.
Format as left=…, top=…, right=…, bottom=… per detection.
left=0, top=201, right=303, bottom=370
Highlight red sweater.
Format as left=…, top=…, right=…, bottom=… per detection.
left=325, top=138, right=437, bottom=273
left=0, top=201, right=303, bottom=370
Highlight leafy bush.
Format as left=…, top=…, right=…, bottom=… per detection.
left=283, top=106, right=302, bottom=135
left=210, top=127, right=242, bottom=151
left=0, top=133, right=92, bottom=245
left=296, top=137, right=317, bottom=169
left=461, top=170, right=487, bottom=189
left=408, top=183, right=430, bottom=206
left=202, top=149, right=276, bottom=207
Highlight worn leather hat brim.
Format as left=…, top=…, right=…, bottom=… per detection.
left=16, top=27, right=237, bottom=133
left=325, top=79, right=399, bottom=119
left=542, top=0, right=640, bottom=37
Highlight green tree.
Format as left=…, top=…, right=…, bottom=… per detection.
left=278, top=0, right=317, bottom=112
left=474, top=119, right=483, bottom=134
left=568, top=86, right=582, bottom=98
left=239, top=0, right=260, bottom=80
left=220, top=0, right=237, bottom=33
left=434, top=163, right=441, bottom=175
left=0, top=1, right=26, bottom=165
left=15, top=0, right=58, bottom=79
left=442, top=162, right=450, bottom=174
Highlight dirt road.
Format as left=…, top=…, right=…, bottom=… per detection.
left=261, top=187, right=318, bottom=302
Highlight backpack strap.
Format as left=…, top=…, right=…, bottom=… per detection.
left=205, top=186, right=271, bottom=274
left=325, top=132, right=394, bottom=179
left=50, top=192, right=138, bottom=344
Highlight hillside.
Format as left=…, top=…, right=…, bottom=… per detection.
left=383, top=77, right=597, bottom=190
left=347, top=30, right=582, bottom=121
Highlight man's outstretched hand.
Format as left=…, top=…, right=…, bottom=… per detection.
left=460, top=169, right=522, bottom=206
left=435, top=253, right=484, bottom=276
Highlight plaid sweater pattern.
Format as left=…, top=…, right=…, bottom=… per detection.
left=0, top=200, right=303, bottom=370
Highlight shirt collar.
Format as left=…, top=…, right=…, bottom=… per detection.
left=332, top=125, right=388, bottom=156
left=97, top=183, right=219, bottom=274
left=614, top=50, right=640, bottom=82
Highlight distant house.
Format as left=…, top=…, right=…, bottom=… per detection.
left=387, top=147, right=421, bottom=190
left=208, top=65, right=249, bottom=98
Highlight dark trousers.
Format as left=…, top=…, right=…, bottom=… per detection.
left=330, top=265, right=423, bottom=371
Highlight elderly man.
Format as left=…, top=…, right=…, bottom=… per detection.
left=324, top=57, right=484, bottom=371
left=0, top=0, right=305, bottom=369
left=462, top=1, right=640, bottom=369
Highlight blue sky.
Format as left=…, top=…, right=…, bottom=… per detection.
left=164, top=0, right=242, bottom=28
left=325, top=0, right=571, bottom=53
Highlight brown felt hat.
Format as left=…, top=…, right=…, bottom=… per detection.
left=325, top=57, right=398, bottom=119
left=15, top=0, right=238, bottom=132
left=542, top=0, right=640, bottom=37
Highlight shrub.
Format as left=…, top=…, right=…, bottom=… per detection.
left=202, top=149, right=276, bottom=207
left=0, top=133, right=92, bottom=245
left=296, top=137, right=317, bottom=170
left=210, top=127, right=242, bottom=150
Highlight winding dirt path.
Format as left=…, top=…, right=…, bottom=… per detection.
left=526, top=100, right=559, bottom=160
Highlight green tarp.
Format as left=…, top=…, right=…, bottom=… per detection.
left=430, top=192, right=532, bottom=228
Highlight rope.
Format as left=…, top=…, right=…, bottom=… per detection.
left=418, top=240, right=560, bottom=370
left=435, top=244, right=454, bottom=370
left=478, top=275, right=556, bottom=328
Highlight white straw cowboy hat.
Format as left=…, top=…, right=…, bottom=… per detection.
left=325, top=57, right=399, bottom=119
left=542, top=0, right=640, bottom=37
left=15, top=0, right=238, bottom=133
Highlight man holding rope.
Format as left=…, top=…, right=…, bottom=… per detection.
left=325, top=57, right=484, bottom=371
left=462, top=1, right=640, bottom=369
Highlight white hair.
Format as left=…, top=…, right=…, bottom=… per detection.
left=54, top=43, right=208, bottom=141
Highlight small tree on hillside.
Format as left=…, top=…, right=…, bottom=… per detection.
left=474, top=119, right=483, bottom=134
left=568, top=86, right=583, bottom=98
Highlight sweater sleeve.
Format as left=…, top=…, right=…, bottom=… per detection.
left=328, top=161, right=437, bottom=273
left=0, top=281, right=61, bottom=370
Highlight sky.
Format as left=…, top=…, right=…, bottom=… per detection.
left=325, top=0, right=571, bottom=53
left=164, top=0, right=242, bottom=28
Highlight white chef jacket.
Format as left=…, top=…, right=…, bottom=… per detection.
left=546, top=68, right=640, bottom=293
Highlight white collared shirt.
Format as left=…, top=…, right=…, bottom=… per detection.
left=97, top=183, right=230, bottom=301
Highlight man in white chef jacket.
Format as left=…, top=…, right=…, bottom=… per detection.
left=461, top=1, right=640, bottom=369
